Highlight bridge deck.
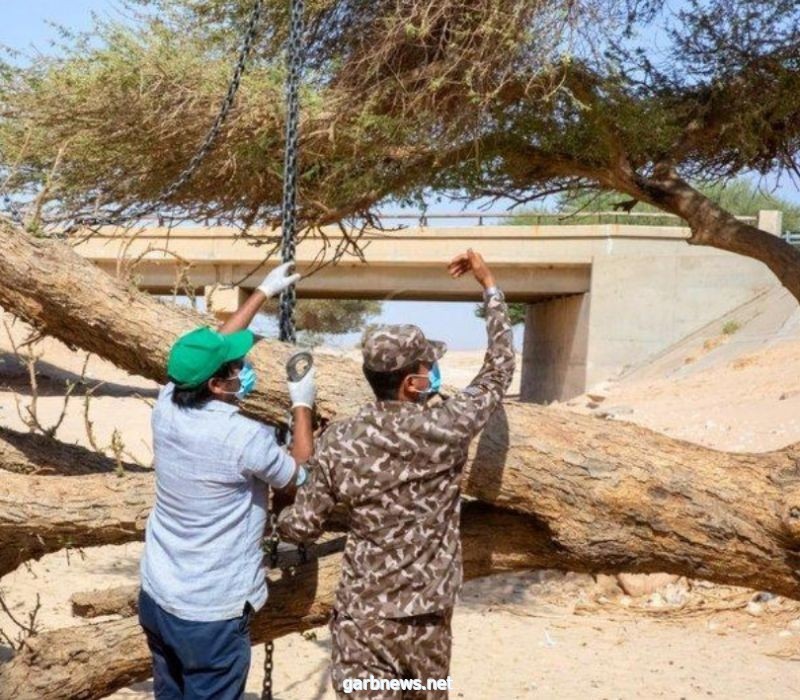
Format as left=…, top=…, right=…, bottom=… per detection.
left=73, top=223, right=702, bottom=302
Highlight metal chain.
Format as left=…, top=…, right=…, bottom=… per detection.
left=278, top=0, right=305, bottom=344
left=265, top=3, right=305, bottom=697
left=262, top=508, right=281, bottom=700
left=263, top=641, right=275, bottom=699
left=65, top=0, right=265, bottom=233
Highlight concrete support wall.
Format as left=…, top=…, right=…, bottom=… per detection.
left=584, top=251, right=777, bottom=390
left=757, top=209, right=783, bottom=236
left=520, top=294, right=590, bottom=403
left=206, top=285, right=247, bottom=320
left=520, top=228, right=781, bottom=404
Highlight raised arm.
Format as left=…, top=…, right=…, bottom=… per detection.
left=218, top=263, right=300, bottom=334
left=219, top=263, right=315, bottom=493
left=437, top=249, right=515, bottom=439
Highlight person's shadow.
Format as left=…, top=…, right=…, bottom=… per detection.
left=464, top=402, right=511, bottom=505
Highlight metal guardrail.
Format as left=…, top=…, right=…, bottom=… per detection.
left=377, top=211, right=759, bottom=226
left=112, top=210, right=769, bottom=230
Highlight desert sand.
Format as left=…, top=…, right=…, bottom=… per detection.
left=3, top=292, right=800, bottom=699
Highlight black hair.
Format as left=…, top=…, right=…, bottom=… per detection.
left=170, top=358, right=244, bottom=409
left=362, top=361, right=422, bottom=401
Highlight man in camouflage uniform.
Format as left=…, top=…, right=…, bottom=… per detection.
left=277, top=249, right=514, bottom=699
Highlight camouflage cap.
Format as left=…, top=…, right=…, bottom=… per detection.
left=361, top=324, right=447, bottom=373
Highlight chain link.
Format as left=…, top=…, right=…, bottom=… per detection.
left=265, top=4, right=305, bottom=695
left=64, top=0, right=265, bottom=233
left=267, top=512, right=281, bottom=570
left=278, top=0, right=305, bottom=344
left=262, top=640, right=275, bottom=700
left=262, top=506, right=281, bottom=700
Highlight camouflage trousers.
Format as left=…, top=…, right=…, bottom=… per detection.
left=330, top=608, right=453, bottom=700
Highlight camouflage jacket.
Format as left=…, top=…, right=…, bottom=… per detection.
left=277, top=293, right=515, bottom=618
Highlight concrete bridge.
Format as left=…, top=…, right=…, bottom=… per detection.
left=72, top=210, right=784, bottom=403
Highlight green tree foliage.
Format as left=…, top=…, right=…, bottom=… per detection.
left=1, top=0, right=798, bottom=245
left=474, top=299, right=526, bottom=326
left=278, top=298, right=382, bottom=335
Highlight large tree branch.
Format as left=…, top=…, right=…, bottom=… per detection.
left=0, top=470, right=150, bottom=577
left=604, top=163, right=800, bottom=302
left=0, top=218, right=361, bottom=426
left=0, top=425, right=146, bottom=575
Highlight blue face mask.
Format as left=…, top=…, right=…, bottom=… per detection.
left=428, top=362, right=442, bottom=395
left=225, top=362, right=257, bottom=401
left=412, top=362, right=442, bottom=401
left=237, top=363, right=257, bottom=400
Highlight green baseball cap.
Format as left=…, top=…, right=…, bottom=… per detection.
left=167, top=326, right=255, bottom=389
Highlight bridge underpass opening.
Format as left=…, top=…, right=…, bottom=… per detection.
left=221, top=292, right=582, bottom=405
left=79, top=216, right=785, bottom=404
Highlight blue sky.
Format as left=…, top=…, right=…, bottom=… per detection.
left=0, top=1, right=112, bottom=52
left=3, top=1, right=798, bottom=350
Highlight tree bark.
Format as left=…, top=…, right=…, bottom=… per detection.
left=0, top=505, right=583, bottom=700
left=71, top=586, right=139, bottom=619
left=2, top=221, right=800, bottom=598
left=0, top=425, right=147, bottom=576
left=0, top=470, right=151, bottom=577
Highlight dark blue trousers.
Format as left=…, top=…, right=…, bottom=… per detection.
left=138, top=589, right=253, bottom=700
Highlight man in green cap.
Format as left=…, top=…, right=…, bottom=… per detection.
left=138, top=263, right=316, bottom=700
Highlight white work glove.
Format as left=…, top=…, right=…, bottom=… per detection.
left=258, top=262, right=301, bottom=299
left=288, top=364, right=316, bottom=409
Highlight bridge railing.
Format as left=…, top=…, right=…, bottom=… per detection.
left=118, top=209, right=771, bottom=231
left=376, top=211, right=759, bottom=227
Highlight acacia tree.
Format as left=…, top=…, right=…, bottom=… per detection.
left=2, top=3, right=800, bottom=697
left=1, top=1, right=798, bottom=294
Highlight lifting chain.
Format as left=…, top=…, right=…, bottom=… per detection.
left=261, top=507, right=281, bottom=700
left=49, top=0, right=264, bottom=234
left=277, top=0, right=305, bottom=345
left=264, top=1, right=305, bottom=698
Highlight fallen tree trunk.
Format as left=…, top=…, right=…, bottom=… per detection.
left=2, top=222, right=800, bottom=599
left=2, top=222, right=800, bottom=590
left=0, top=219, right=364, bottom=426
left=0, top=424, right=148, bottom=576
left=0, top=504, right=581, bottom=700
left=0, top=470, right=151, bottom=577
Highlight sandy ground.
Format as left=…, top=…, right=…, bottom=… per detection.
left=560, top=287, right=800, bottom=453
left=3, top=299, right=800, bottom=699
